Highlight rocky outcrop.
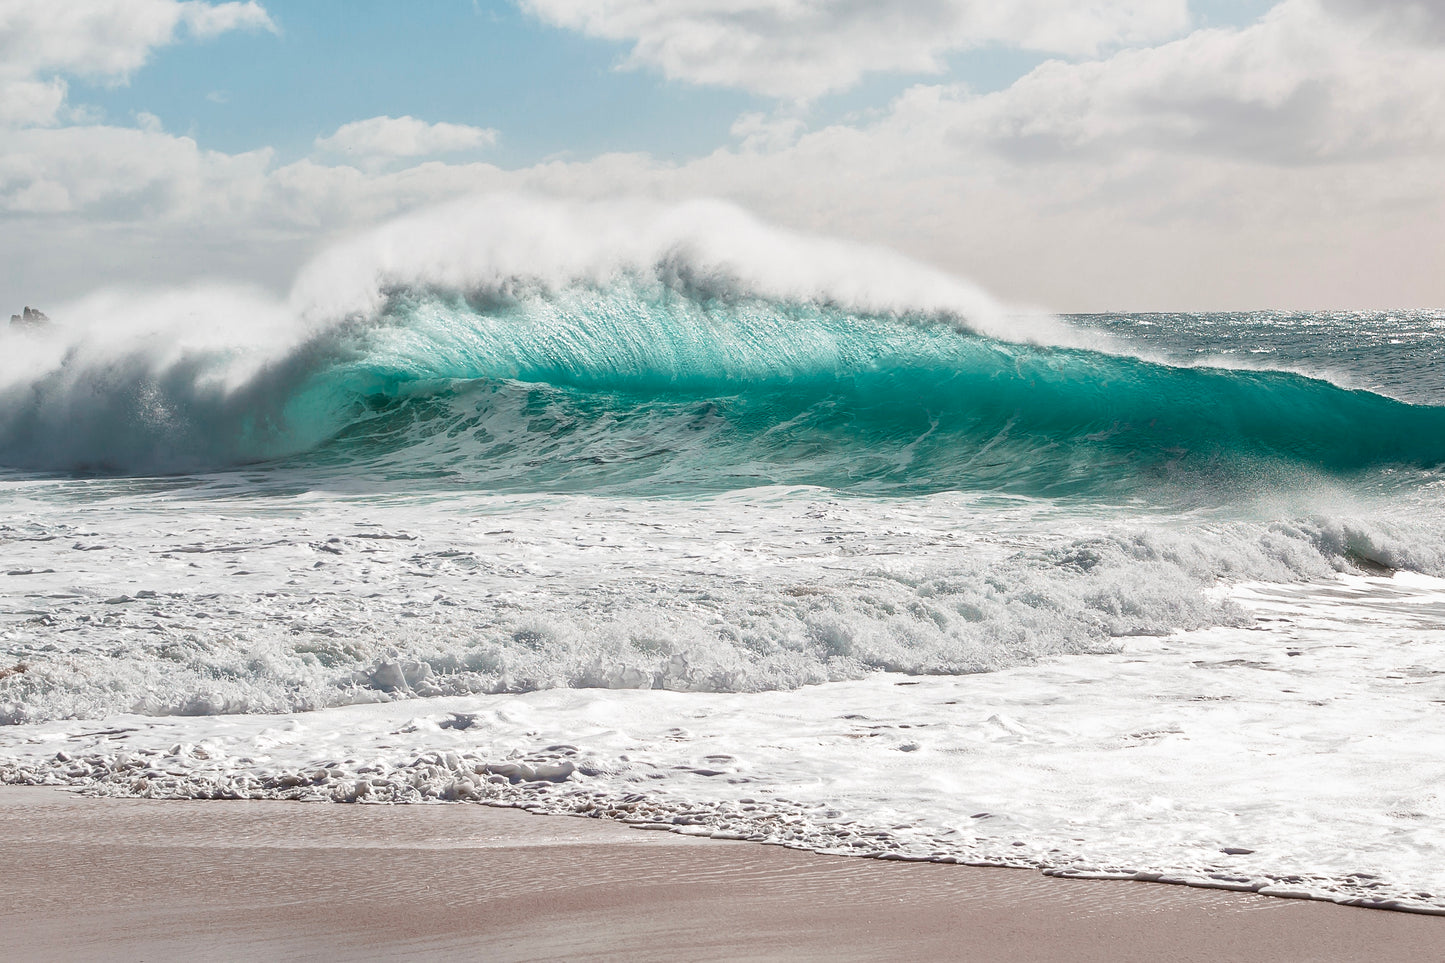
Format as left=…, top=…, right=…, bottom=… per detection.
left=10, top=306, right=48, bottom=328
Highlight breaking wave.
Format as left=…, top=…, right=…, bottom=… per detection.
left=2, top=195, right=1442, bottom=499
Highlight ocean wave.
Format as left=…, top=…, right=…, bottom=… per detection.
left=3, top=500, right=1441, bottom=724
left=1, top=196, right=1442, bottom=497
left=290, top=284, right=1445, bottom=498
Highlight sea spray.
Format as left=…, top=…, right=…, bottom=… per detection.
left=1, top=197, right=1443, bottom=494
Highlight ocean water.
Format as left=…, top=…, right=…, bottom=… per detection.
left=2, top=197, right=1443, bottom=913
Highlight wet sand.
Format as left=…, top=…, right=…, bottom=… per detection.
left=0, top=786, right=1438, bottom=961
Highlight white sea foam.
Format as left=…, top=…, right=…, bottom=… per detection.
left=3, top=571, right=1442, bottom=913
left=0, top=478, right=1440, bottom=723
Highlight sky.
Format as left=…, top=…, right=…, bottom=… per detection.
left=1, top=0, right=1442, bottom=313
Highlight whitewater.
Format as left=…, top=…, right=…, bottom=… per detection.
left=2, top=196, right=1443, bottom=913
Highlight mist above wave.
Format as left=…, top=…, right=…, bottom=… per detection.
left=291, top=194, right=1064, bottom=344
left=0, top=194, right=1440, bottom=499
left=0, top=194, right=1067, bottom=474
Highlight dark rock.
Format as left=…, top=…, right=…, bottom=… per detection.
left=10, top=306, right=49, bottom=328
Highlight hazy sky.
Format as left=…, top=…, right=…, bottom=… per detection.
left=2, top=0, right=1442, bottom=312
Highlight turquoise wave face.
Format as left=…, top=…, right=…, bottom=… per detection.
left=264, top=283, right=1445, bottom=499
left=2, top=280, right=1442, bottom=494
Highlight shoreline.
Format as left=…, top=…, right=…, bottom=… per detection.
left=2, top=786, right=1438, bottom=961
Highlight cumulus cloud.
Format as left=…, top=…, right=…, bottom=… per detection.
left=933, top=0, right=1445, bottom=169
left=520, top=0, right=1191, bottom=99
left=0, top=124, right=274, bottom=216
left=0, top=77, right=67, bottom=127
left=1321, top=0, right=1445, bottom=41
left=313, top=115, right=499, bottom=162
left=4, top=0, right=1445, bottom=313
left=0, top=0, right=273, bottom=126
left=179, top=0, right=275, bottom=39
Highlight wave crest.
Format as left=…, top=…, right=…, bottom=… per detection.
left=1, top=196, right=1442, bottom=496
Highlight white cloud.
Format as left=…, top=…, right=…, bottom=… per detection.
left=0, top=125, right=274, bottom=217
left=1321, top=0, right=1445, bottom=41
left=951, top=0, right=1445, bottom=164
left=0, top=0, right=273, bottom=126
left=180, top=0, right=274, bottom=39
left=0, top=77, right=67, bottom=127
left=4, top=0, right=1445, bottom=313
left=729, top=110, right=805, bottom=152
left=0, top=0, right=273, bottom=79
left=314, top=115, right=500, bottom=161
left=520, top=0, right=1191, bottom=99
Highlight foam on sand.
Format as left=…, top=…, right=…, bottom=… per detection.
left=4, top=571, right=1443, bottom=915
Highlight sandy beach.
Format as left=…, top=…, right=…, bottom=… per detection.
left=1, top=787, right=1437, bottom=962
